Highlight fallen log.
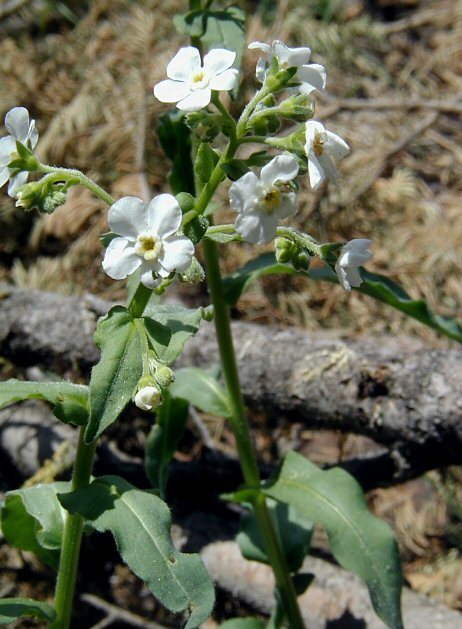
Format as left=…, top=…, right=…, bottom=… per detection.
left=0, top=284, right=461, bottom=487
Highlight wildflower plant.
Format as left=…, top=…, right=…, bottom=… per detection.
left=1, top=2, right=462, bottom=628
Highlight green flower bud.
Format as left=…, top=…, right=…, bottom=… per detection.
left=178, top=256, right=205, bottom=284
left=155, top=365, right=175, bottom=388
left=292, top=250, right=311, bottom=271
left=185, top=111, right=222, bottom=142
left=278, top=93, right=315, bottom=122
left=275, top=237, right=295, bottom=263
left=15, top=179, right=68, bottom=214
left=250, top=114, right=281, bottom=136
left=176, top=192, right=195, bottom=213
left=266, top=125, right=307, bottom=156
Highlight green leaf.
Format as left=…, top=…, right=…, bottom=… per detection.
left=170, top=367, right=232, bottom=418
left=195, top=142, right=219, bottom=184
left=157, top=110, right=194, bottom=195
left=183, top=215, right=210, bottom=245
left=358, top=269, right=462, bottom=343
left=223, top=253, right=462, bottom=344
left=223, top=252, right=293, bottom=305
left=59, top=476, right=215, bottom=628
left=0, top=379, right=88, bottom=426
left=0, top=598, right=56, bottom=625
left=221, top=159, right=250, bottom=181
left=86, top=306, right=142, bottom=442
left=143, top=304, right=212, bottom=365
left=220, top=619, right=265, bottom=629
left=1, top=482, right=69, bottom=570
left=236, top=499, right=313, bottom=573
left=204, top=230, right=241, bottom=244
left=264, top=451, right=403, bottom=629
left=142, top=316, right=172, bottom=358
left=145, top=392, right=189, bottom=496
left=245, top=151, right=274, bottom=167
left=174, top=7, right=246, bottom=72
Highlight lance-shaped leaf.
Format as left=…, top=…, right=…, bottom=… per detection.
left=220, top=619, right=265, bottom=629
left=143, top=304, right=212, bottom=365
left=1, top=482, right=69, bottom=570
left=264, top=451, right=403, bottom=629
left=0, top=598, right=56, bottom=625
left=0, top=379, right=88, bottom=426
left=170, top=367, right=232, bottom=418
left=145, top=392, right=189, bottom=496
left=59, top=476, right=215, bottom=628
left=223, top=252, right=462, bottom=344
left=86, top=306, right=143, bottom=442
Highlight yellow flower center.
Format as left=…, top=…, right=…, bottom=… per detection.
left=262, top=188, right=282, bottom=211
left=190, top=69, right=209, bottom=90
left=135, top=233, right=163, bottom=261
left=313, top=132, right=324, bottom=157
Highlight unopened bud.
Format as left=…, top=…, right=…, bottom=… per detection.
left=155, top=365, right=175, bottom=388
left=185, top=111, right=222, bottom=142
left=275, top=237, right=294, bottom=263
left=278, top=93, right=315, bottom=122
left=134, top=385, right=161, bottom=411
left=292, top=250, right=311, bottom=271
left=178, top=256, right=205, bottom=284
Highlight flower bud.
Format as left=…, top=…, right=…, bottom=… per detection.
left=155, top=365, right=175, bottom=388
left=250, top=114, right=281, bottom=136
left=292, top=250, right=311, bottom=271
left=185, top=111, right=222, bottom=142
left=266, top=126, right=306, bottom=155
left=15, top=180, right=68, bottom=214
left=275, top=237, right=294, bottom=263
left=278, top=93, right=315, bottom=122
left=178, top=257, right=205, bottom=284
left=176, top=192, right=195, bottom=214
left=134, top=385, right=161, bottom=411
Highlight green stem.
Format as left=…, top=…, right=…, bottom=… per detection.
left=202, top=238, right=305, bottom=629
left=128, top=283, right=153, bottom=318
left=38, top=164, right=114, bottom=206
left=52, top=428, right=96, bottom=629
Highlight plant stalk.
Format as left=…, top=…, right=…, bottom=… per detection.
left=202, top=238, right=305, bottom=629
left=51, top=427, right=96, bottom=629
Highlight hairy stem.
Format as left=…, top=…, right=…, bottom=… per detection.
left=51, top=428, right=96, bottom=629
left=38, top=164, right=114, bottom=206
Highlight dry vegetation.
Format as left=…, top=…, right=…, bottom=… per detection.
left=1, top=0, right=462, bottom=620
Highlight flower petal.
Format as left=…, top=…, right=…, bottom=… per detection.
left=235, top=210, right=278, bottom=244
left=140, top=264, right=162, bottom=289
left=154, top=79, right=190, bottom=103
left=274, top=193, right=297, bottom=219
left=229, top=172, right=260, bottom=214
left=160, top=236, right=195, bottom=272
left=255, top=58, right=267, bottom=82
left=167, top=46, right=200, bottom=81
left=147, top=193, right=182, bottom=238
left=8, top=170, right=28, bottom=198
left=209, top=68, right=238, bottom=91
left=0, top=136, right=16, bottom=167
left=260, top=153, right=299, bottom=186
left=308, top=154, right=325, bottom=190
left=203, top=48, right=236, bottom=76
left=0, top=167, right=10, bottom=188
left=273, top=41, right=311, bottom=67
left=325, top=130, right=350, bottom=159
left=319, top=153, right=339, bottom=182
left=177, top=89, right=212, bottom=112
left=248, top=41, right=272, bottom=57
left=296, top=63, right=327, bottom=93
left=335, top=262, right=351, bottom=291
left=305, top=120, right=325, bottom=148
left=108, top=196, right=146, bottom=239
left=102, top=237, right=141, bottom=280
left=5, top=107, right=30, bottom=142
left=28, top=120, right=39, bottom=148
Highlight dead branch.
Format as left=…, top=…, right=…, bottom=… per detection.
left=1, top=284, right=462, bottom=486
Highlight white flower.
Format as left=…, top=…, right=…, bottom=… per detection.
left=135, top=385, right=161, bottom=411
left=335, top=239, right=372, bottom=291
left=0, top=107, right=38, bottom=198
left=304, top=120, right=349, bottom=190
left=154, top=46, right=238, bottom=112
left=102, top=193, right=195, bottom=288
left=248, top=40, right=326, bottom=94
left=229, top=153, right=299, bottom=244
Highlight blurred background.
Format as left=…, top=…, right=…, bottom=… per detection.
left=0, top=0, right=462, bottom=623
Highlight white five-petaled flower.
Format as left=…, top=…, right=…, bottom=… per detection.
left=335, top=239, right=372, bottom=291
left=304, top=120, right=349, bottom=190
left=229, top=153, right=299, bottom=245
left=0, top=107, right=38, bottom=198
left=134, top=385, right=161, bottom=411
left=248, top=40, right=326, bottom=94
left=102, top=194, right=195, bottom=289
left=154, top=46, right=238, bottom=112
